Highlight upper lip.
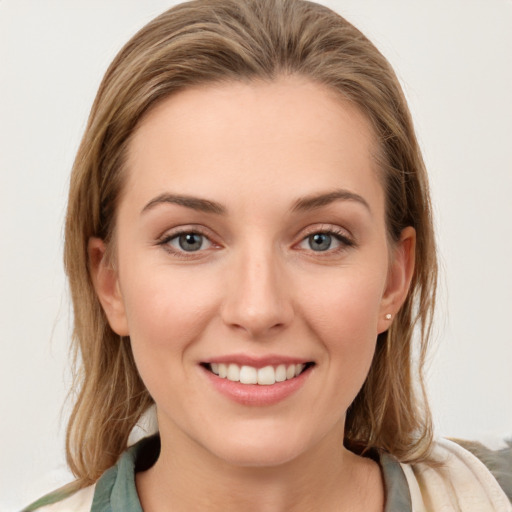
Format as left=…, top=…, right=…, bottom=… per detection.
left=203, top=354, right=313, bottom=368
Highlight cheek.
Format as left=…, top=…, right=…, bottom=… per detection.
left=119, top=265, right=225, bottom=412
left=296, top=267, right=387, bottom=393
left=299, top=267, right=386, bottom=340
left=119, top=264, right=221, bottom=361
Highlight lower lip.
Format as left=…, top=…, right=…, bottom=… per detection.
left=201, top=366, right=312, bottom=406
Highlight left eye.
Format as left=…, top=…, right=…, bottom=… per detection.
left=167, top=232, right=212, bottom=252
left=299, top=232, right=349, bottom=252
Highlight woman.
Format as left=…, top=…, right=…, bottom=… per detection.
left=23, top=0, right=511, bottom=510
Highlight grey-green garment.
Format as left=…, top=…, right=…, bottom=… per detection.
left=22, top=435, right=512, bottom=512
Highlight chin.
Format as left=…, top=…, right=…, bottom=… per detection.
left=214, top=443, right=304, bottom=468
left=201, top=425, right=317, bottom=468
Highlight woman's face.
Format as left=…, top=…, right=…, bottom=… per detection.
left=91, top=76, right=414, bottom=467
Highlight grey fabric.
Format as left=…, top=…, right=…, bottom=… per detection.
left=90, top=437, right=153, bottom=512
left=380, top=452, right=412, bottom=511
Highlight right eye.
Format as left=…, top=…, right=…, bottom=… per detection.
left=161, top=231, right=214, bottom=254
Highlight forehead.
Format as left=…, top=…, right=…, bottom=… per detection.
left=123, top=76, right=383, bottom=215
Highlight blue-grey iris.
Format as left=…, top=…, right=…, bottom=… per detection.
left=309, top=233, right=331, bottom=251
left=179, top=233, right=203, bottom=251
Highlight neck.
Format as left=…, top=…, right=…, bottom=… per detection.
left=136, top=421, right=384, bottom=512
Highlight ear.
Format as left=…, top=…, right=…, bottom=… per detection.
left=88, top=237, right=129, bottom=336
left=377, top=226, right=416, bottom=334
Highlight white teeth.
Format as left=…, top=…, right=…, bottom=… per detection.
left=257, top=366, right=276, bottom=385
left=227, top=363, right=240, bottom=381
left=275, top=364, right=287, bottom=382
left=209, top=362, right=309, bottom=385
left=218, top=363, right=227, bottom=378
left=239, top=365, right=258, bottom=384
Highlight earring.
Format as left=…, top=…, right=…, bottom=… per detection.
left=385, top=313, right=392, bottom=320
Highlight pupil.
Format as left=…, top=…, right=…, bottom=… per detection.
left=310, top=233, right=331, bottom=251
left=179, top=233, right=202, bottom=251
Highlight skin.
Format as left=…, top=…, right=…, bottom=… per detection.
left=90, top=76, right=415, bottom=511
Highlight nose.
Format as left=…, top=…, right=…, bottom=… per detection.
left=220, top=244, right=294, bottom=339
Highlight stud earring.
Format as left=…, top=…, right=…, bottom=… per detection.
left=385, top=313, right=392, bottom=320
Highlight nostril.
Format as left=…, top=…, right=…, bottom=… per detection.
left=220, top=260, right=294, bottom=336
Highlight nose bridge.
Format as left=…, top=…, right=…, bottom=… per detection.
left=221, top=237, right=293, bottom=337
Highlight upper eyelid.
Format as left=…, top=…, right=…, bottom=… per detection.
left=297, top=224, right=354, bottom=241
left=159, top=225, right=216, bottom=241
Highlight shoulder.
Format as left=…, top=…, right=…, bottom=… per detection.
left=21, top=482, right=95, bottom=512
left=21, top=434, right=159, bottom=512
left=450, top=437, right=512, bottom=504
left=399, top=437, right=512, bottom=511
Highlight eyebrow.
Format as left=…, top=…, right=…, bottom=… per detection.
left=141, top=193, right=226, bottom=215
left=291, top=189, right=371, bottom=214
left=141, top=188, right=370, bottom=216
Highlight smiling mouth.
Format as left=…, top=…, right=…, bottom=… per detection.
left=202, top=362, right=315, bottom=385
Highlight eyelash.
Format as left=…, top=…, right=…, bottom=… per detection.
left=157, top=228, right=215, bottom=260
left=157, top=226, right=355, bottom=260
left=299, top=226, right=355, bottom=254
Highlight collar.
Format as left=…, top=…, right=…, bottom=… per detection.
left=91, top=434, right=412, bottom=511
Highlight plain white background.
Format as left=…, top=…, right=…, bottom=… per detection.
left=1, top=1, right=511, bottom=510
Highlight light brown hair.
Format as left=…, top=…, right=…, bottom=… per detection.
left=64, top=0, right=437, bottom=486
